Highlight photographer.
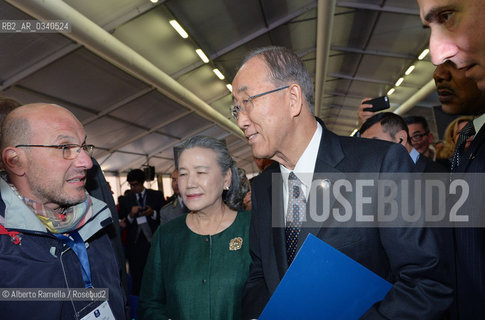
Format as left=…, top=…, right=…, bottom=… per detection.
left=119, top=169, right=166, bottom=298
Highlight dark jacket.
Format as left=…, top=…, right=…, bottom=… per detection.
left=243, top=122, right=454, bottom=320
left=0, top=178, right=127, bottom=320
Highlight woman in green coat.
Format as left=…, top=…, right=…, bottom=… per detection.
left=139, top=135, right=251, bottom=320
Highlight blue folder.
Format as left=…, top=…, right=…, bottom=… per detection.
left=259, top=234, right=392, bottom=320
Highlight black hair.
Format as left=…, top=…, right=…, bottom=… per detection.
left=404, top=115, right=430, bottom=132
left=360, top=112, right=410, bottom=143
left=127, top=169, right=146, bottom=184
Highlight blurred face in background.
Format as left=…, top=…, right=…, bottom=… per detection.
left=433, top=61, right=485, bottom=115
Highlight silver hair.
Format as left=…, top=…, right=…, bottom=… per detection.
left=241, top=46, right=315, bottom=112
left=174, top=135, right=249, bottom=211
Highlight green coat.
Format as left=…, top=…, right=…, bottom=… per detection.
left=139, top=210, right=251, bottom=320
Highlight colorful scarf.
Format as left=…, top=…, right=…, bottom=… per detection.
left=4, top=176, right=93, bottom=234
left=22, top=195, right=93, bottom=234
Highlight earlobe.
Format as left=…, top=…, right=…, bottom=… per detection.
left=3, top=148, right=25, bottom=176
left=224, top=168, right=232, bottom=190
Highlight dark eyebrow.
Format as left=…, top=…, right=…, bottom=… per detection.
left=423, top=7, right=441, bottom=23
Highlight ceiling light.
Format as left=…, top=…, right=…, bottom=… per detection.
left=169, top=20, right=188, bottom=39
left=150, top=0, right=158, bottom=3
left=195, top=49, right=209, bottom=63
left=395, top=77, right=404, bottom=87
left=405, top=65, right=415, bottom=75
left=226, top=84, right=232, bottom=92
left=213, top=68, right=225, bottom=80
left=387, top=88, right=395, bottom=96
left=418, top=49, right=429, bottom=60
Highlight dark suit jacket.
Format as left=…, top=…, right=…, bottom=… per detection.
left=415, top=153, right=449, bottom=173
left=119, top=189, right=165, bottom=244
left=242, top=123, right=454, bottom=319
left=85, top=158, right=129, bottom=299
left=452, top=123, right=485, bottom=319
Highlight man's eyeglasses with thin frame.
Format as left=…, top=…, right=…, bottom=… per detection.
left=15, top=144, right=95, bottom=160
left=230, top=85, right=290, bottom=120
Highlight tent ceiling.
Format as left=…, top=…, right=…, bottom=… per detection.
left=1, top=0, right=437, bottom=176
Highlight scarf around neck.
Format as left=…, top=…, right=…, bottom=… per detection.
left=4, top=175, right=93, bottom=234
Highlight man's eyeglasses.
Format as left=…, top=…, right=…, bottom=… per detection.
left=410, top=132, right=429, bottom=142
left=15, top=144, right=95, bottom=160
left=230, top=85, right=289, bottom=120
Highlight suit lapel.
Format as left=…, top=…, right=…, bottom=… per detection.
left=460, top=125, right=485, bottom=172
left=297, top=123, right=345, bottom=251
left=269, top=172, right=289, bottom=278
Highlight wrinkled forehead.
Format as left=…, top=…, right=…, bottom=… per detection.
left=29, top=113, right=86, bottom=143
left=232, top=57, right=270, bottom=98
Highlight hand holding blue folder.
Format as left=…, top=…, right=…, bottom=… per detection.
left=259, top=234, right=392, bottom=320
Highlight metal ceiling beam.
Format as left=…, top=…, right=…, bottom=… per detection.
left=327, top=73, right=393, bottom=85
left=6, top=0, right=245, bottom=141
left=170, top=2, right=318, bottom=79
left=106, top=111, right=191, bottom=154
left=119, top=123, right=216, bottom=172
left=82, top=87, right=155, bottom=125
left=314, top=0, right=335, bottom=118
left=393, top=79, right=436, bottom=115
left=0, top=43, right=80, bottom=91
left=0, top=3, right=157, bottom=92
left=336, top=1, right=420, bottom=15
left=101, top=2, right=162, bottom=32
left=14, top=84, right=182, bottom=141
left=323, top=91, right=364, bottom=100
left=331, top=46, right=416, bottom=60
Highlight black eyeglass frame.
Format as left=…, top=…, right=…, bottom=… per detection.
left=230, top=85, right=290, bottom=120
left=15, top=143, right=95, bottom=160
left=409, top=131, right=430, bottom=143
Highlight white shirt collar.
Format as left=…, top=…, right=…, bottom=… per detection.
left=280, top=122, right=322, bottom=198
left=473, top=113, right=485, bottom=135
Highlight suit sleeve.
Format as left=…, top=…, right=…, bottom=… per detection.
left=242, top=181, right=271, bottom=320
left=361, top=144, right=454, bottom=319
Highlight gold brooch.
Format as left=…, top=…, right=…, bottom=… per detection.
left=229, top=237, right=243, bottom=251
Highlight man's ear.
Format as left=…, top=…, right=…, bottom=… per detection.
left=2, top=147, right=26, bottom=176
left=288, top=84, right=303, bottom=117
left=395, top=130, right=408, bottom=147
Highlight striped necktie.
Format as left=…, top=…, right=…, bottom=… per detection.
left=451, top=121, right=475, bottom=171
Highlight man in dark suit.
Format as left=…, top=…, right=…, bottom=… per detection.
left=418, top=1, right=485, bottom=315
left=119, top=169, right=166, bottom=296
left=359, top=112, right=447, bottom=172
left=231, top=46, right=453, bottom=319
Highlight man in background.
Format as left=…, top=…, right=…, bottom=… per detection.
left=418, top=0, right=485, bottom=317
left=360, top=112, right=445, bottom=172
left=404, top=116, right=435, bottom=160
left=119, top=169, right=165, bottom=296
left=159, top=169, right=189, bottom=225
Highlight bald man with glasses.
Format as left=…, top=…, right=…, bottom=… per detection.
left=0, top=103, right=126, bottom=319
